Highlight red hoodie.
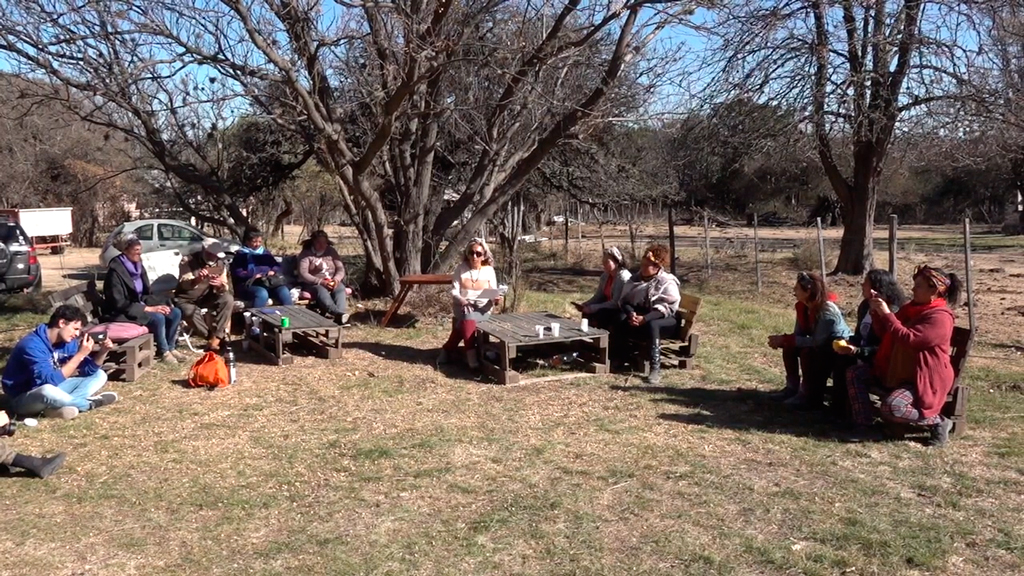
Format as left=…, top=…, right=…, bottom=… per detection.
left=873, top=302, right=956, bottom=419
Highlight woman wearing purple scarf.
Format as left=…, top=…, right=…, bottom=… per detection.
left=101, top=233, right=183, bottom=363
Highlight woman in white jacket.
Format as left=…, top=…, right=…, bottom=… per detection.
left=438, top=238, right=502, bottom=368
left=617, top=244, right=681, bottom=385
left=574, top=246, right=631, bottom=330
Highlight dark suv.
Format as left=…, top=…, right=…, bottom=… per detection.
left=0, top=217, right=41, bottom=293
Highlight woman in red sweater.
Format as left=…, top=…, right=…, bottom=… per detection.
left=845, top=265, right=962, bottom=446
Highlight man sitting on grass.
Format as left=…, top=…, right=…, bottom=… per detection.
left=1, top=305, right=119, bottom=420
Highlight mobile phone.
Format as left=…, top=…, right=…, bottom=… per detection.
left=92, top=332, right=108, bottom=343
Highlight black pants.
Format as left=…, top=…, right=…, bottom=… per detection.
left=782, top=343, right=837, bottom=402
left=619, top=305, right=678, bottom=342
left=584, top=308, right=626, bottom=331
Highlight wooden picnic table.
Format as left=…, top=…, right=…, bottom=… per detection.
left=381, top=273, right=452, bottom=327
left=476, top=311, right=609, bottom=385
left=247, top=305, right=342, bottom=366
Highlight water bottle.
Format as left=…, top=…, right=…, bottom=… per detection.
left=225, top=347, right=237, bottom=385
left=549, top=352, right=578, bottom=367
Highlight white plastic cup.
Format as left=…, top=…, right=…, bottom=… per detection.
left=550, top=322, right=560, bottom=337
left=580, top=318, right=589, bottom=332
left=536, top=325, right=545, bottom=338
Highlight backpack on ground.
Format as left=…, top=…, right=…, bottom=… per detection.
left=188, top=352, right=230, bottom=388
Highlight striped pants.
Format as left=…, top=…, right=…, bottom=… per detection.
left=846, top=363, right=941, bottom=426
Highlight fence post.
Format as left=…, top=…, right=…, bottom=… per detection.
left=753, top=212, right=762, bottom=293
left=963, top=217, right=976, bottom=336
left=888, top=214, right=898, bottom=277
left=703, top=211, right=711, bottom=280
left=815, top=217, right=827, bottom=278
left=668, top=204, right=677, bottom=276
left=563, top=194, right=569, bottom=259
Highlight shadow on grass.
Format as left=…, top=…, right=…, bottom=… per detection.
left=345, top=341, right=497, bottom=384
left=611, top=385, right=840, bottom=440
left=0, top=466, right=35, bottom=479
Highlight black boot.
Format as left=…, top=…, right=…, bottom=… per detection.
left=926, top=417, right=952, bottom=447
left=10, top=453, right=66, bottom=479
left=645, top=339, right=662, bottom=385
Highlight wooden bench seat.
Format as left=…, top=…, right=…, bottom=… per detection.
left=47, top=281, right=155, bottom=382
left=628, top=293, right=702, bottom=374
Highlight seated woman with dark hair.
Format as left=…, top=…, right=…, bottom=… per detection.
left=767, top=271, right=852, bottom=409
left=297, top=230, right=350, bottom=324
left=231, top=228, right=293, bottom=308
left=573, top=246, right=631, bottom=330
left=844, top=265, right=963, bottom=447
left=616, top=244, right=680, bottom=385
left=831, top=269, right=906, bottom=415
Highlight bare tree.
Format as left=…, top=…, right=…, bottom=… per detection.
left=0, top=0, right=694, bottom=295
left=694, top=0, right=1000, bottom=274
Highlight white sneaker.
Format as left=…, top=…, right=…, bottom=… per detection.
left=42, top=406, right=79, bottom=420
left=159, top=353, right=179, bottom=364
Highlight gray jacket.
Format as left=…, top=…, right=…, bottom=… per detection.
left=583, top=268, right=632, bottom=311
left=618, top=269, right=681, bottom=319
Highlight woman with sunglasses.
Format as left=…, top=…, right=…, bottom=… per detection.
left=438, top=238, right=501, bottom=369
left=767, top=271, right=852, bottom=409
left=616, top=244, right=680, bottom=385
left=573, top=246, right=631, bottom=331
left=844, top=265, right=962, bottom=446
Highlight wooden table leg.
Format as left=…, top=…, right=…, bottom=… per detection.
left=381, top=285, right=412, bottom=327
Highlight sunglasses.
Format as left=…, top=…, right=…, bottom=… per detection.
left=469, top=251, right=484, bottom=257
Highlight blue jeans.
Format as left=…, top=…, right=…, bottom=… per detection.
left=9, top=370, right=108, bottom=415
left=240, top=284, right=293, bottom=307
left=147, top=307, right=183, bottom=354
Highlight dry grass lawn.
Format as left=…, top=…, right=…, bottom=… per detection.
left=1, top=236, right=1023, bottom=576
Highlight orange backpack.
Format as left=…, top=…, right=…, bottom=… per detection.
left=188, top=352, right=230, bottom=388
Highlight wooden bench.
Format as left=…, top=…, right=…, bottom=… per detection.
left=871, top=325, right=972, bottom=438
left=381, top=274, right=452, bottom=327
left=944, top=326, right=972, bottom=436
left=628, top=293, right=703, bottom=374
left=47, top=281, right=155, bottom=382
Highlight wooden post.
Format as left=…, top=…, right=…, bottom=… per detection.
left=888, top=214, right=898, bottom=277
left=815, top=217, right=827, bottom=278
left=577, top=201, right=583, bottom=244
left=563, top=195, right=569, bottom=259
left=703, top=211, right=711, bottom=280
left=963, top=217, right=976, bottom=336
left=753, top=212, right=762, bottom=293
left=668, top=204, right=677, bottom=276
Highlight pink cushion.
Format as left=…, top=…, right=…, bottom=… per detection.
left=87, top=322, right=149, bottom=342
left=299, top=291, right=313, bottom=300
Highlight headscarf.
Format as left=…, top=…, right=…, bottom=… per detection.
left=915, top=265, right=951, bottom=296
left=603, top=246, right=626, bottom=268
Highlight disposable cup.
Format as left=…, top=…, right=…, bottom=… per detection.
left=535, top=325, right=545, bottom=338
left=580, top=318, right=589, bottom=332
left=550, top=322, right=560, bottom=337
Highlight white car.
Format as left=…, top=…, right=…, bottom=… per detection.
left=99, top=219, right=241, bottom=267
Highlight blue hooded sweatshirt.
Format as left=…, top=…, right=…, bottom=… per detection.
left=1, top=324, right=100, bottom=398
left=230, top=245, right=281, bottom=282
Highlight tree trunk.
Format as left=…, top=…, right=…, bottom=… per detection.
left=833, top=183, right=876, bottom=275
left=272, top=197, right=294, bottom=240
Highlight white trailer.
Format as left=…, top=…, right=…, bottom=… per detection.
left=0, top=207, right=73, bottom=253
